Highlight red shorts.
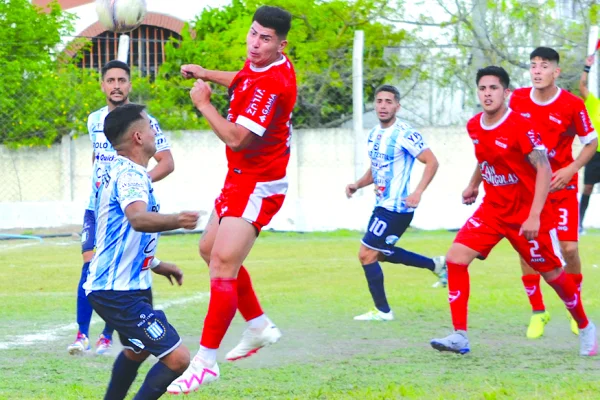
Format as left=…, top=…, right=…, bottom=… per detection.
left=454, top=206, right=564, bottom=273
left=549, top=191, right=579, bottom=242
left=214, top=176, right=288, bottom=233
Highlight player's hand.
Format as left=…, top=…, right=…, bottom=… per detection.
left=181, top=64, right=207, bottom=80
left=403, top=191, right=422, bottom=208
left=550, top=165, right=576, bottom=192
left=520, top=214, right=540, bottom=241
left=177, top=211, right=199, bottom=230
left=190, top=79, right=212, bottom=109
left=345, top=183, right=358, bottom=198
left=152, top=261, right=184, bottom=286
left=585, top=55, right=595, bottom=67
left=462, top=186, right=479, bottom=205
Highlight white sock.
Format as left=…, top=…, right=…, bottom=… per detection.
left=248, top=314, right=268, bottom=329
left=196, top=345, right=217, bottom=366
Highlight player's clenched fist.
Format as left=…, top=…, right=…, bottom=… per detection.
left=181, top=64, right=207, bottom=80
left=462, top=186, right=479, bottom=205
left=178, top=211, right=199, bottom=230
left=190, top=79, right=212, bottom=109
left=345, top=183, right=358, bottom=198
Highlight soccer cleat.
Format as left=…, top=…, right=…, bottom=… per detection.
left=167, top=356, right=220, bottom=394
left=95, top=334, right=112, bottom=355
left=67, top=332, right=90, bottom=355
left=353, top=308, right=394, bottom=321
left=568, top=313, right=579, bottom=336
left=430, top=330, right=470, bottom=354
left=432, top=256, right=448, bottom=287
left=526, top=311, right=551, bottom=339
left=225, top=323, right=282, bottom=361
left=579, top=322, right=598, bottom=357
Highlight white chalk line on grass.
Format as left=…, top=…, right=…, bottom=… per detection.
left=0, top=292, right=209, bottom=350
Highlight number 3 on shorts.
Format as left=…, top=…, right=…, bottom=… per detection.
left=369, top=217, right=387, bottom=237
left=558, top=208, right=568, bottom=226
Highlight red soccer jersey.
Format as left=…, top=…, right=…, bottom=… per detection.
left=226, top=55, right=297, bottom=182
left=467, top=110, right=553, bottom=225
left=509, top=87, right=596, bottom=188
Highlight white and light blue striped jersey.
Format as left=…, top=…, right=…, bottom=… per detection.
left=367, top=119, right=428, bottom=213
left=86, top=106, right=170, bottom=211
left=83, top=156, right=160, bottom=293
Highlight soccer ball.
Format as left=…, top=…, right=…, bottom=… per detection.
left=96, top=0, right=147, bottom=33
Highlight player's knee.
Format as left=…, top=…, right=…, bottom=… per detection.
left=561, top=242, right=578, bottom=262
left=358, top=246, right=378, bottom=265
left=123, top=348, right=149, bottom=363
left=199, top=242, right=211, bottom=264
left=208, top=251, right=237, bottom=277
left=164, top=345, right=190, bottom=374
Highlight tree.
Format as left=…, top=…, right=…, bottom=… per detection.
left=153, top=0, right=425, bottom=129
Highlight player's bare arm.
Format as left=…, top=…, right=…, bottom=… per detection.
left=181, top=64, right=238, bottom=88
left=522, top=149, right=551, bottom=240
left=125, top=201, right=199, bottom=233
left=346, top=168, right=374, bottom=198
left=550, top=137, right=598, bottom=192
left=404, top=149, right=439, bottom=208
left=152, top=261, right=184, bottom=286
left=579, top=55, right=594, bottom=100
left=462, top=164, right=482, bottom=205
left=147, top=149, right=174, bottom=182
left=190, top=79, right=255, bottom=151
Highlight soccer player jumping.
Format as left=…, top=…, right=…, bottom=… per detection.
left=510, top=48, right=597, bottom=339
left=346, top=85, right=447, bottom=322
left=167, top=6, right=297, bottom=394
left=430, top=66, right=597, bottom=357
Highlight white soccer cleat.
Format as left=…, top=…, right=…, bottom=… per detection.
left=67, top=332, right=90, bottom=355
left=225, top=323, right=282, bottom=361
left=430, top=330, right=470, bottom=354
left=353, top=308, right=394, bottom=321
left=432, top=256, right=448, bottom=288
left=167, top=356, right=220, bottom=395
left=579, top=322, right=598, bottom=357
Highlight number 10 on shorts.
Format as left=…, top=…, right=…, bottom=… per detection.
left=369, top=217, right=387, bottom=237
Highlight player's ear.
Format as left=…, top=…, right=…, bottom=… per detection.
left=277, top=38, right=288, bottom=53
left=553, top=66, right=561, bottom=79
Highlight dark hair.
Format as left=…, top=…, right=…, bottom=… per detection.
left=101, top=60, right=131, bottom=79
left=530, top=47, right=560, bottom=64
left=104, top=103, right=146, bottom=147
left=476, top=66, right=510, bottom=89
left=253, top=6, right=291, bottom=38
left=375, top=85, right=400, bottom=102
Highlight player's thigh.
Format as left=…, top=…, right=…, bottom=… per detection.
left=518, top=254, right=539, bottom=275
left=81, top=209, right=96, bottom=262
left=452, top=209, right=503, bottom=262
left=199, top=210, right=219, bottom=264
left=505, top=228, right=564, bottom=273
left=552, top=194, right=579, bottom=242
left=358, top=243, right=380, bottom=264
left=361, top=207, right=413, bottom=257
left=160, top=344, right=190, bottom=374
left=209, top=216, right=258, bottom=278
left=87, top=290, right=182, bottom=360
left=446, top=242, right=480, bottom=265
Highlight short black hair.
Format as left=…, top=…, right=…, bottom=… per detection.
left=476, top=66, right=510, bottom=89
left=104, top=103, right=146, bottom=147
left=101, top=60, right=131, bottom=79
left=375, top=85, right=400, bottom=102
left=530, top=47, right=560, bottom=64
left=253, top=6, right=291, bottom=39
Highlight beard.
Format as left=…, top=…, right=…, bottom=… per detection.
left=378, top=115, right=395, bottom=125
left=108, top=95, right=128, bottom=107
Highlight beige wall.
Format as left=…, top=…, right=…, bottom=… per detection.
left=0, top=127, right=596, bottom=231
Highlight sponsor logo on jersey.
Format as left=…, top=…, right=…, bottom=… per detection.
left=144, top=319, right=166, bottom=341
left=472, top=139, right=479, bottom=144
left=128, top=338, right=145, bottom=349
left=480, top=161, right=518, bottom=186
left=530, top=256, right=546, bottom=263
left=245, top=87, right=266, bottom=116
left=385, top=235, right=399, bottom=245
left=96, top=154, right=116, bottom=162
left=549, top=114, right=562, bottom=125
left=580, top=111, right=591, bottom=133
left=526, top=130, right=544, bottom=148
left=495, top=140, right=507, bottom=149
left=520, top=112, right=531, bottom=118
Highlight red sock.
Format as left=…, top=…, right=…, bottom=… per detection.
left=200, top=278, right=238, bottom=349
left=546, top=271, right=589, bottom=329
left=447, top=262, right=470, bottom=331
left=521, top=274, right=545, bottom=312
left=237, top=265, right=264, bottom=321
left=568, top=273, right=583, bottom=293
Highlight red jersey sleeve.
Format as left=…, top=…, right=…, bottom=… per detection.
left=235, top=77, right=282, bottom=137
left=570, top=97, right=597, bottom=145
left=518, top=126, right=546, bottom=156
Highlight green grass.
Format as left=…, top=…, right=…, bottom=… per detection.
left=1, top=231, right=600, bottom=399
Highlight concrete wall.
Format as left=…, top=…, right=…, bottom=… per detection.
left=1, top=127, right=598, bottom=232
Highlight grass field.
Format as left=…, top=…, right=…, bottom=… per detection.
left=1, top=230, right=600, bottom=399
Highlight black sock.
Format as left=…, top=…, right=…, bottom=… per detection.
left=104, top=352, right=142, bottom=400
left=580, top=194, right=591, bottom=228
left=133, top=361, right=182, bottom=400
left=384, top=247, right=435, bottom=271
left=362, top=262, right=390, bottom=313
